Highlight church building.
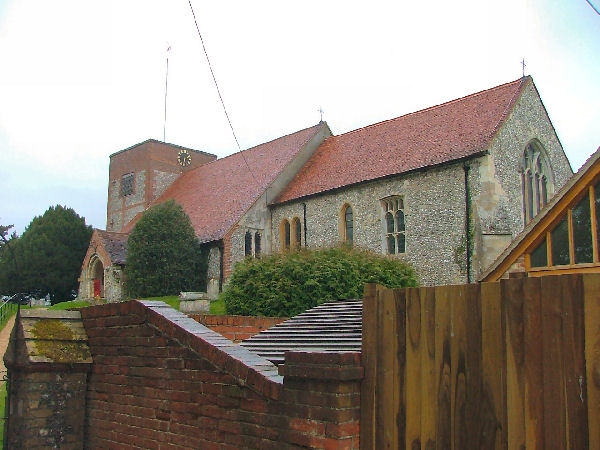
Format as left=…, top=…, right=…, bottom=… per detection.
left=78, top=76, right=573, bottom=302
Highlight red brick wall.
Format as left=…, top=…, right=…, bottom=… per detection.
left=189, top=314, right=287, bottom=342
left=80, top=300, right=362, bottom=449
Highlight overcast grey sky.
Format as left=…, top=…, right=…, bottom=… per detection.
left=1, top=0, right=598, bottom=235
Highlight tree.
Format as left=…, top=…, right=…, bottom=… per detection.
left=1, top=206, right=92, bottom=302
left=126, top=200, right=207, bottom=298
left=221, top=245, right=419, bottom=317
left=0, top=224, right=20, bottom=293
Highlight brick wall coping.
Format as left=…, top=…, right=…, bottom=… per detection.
left=80, top=300, right=285, bottom=399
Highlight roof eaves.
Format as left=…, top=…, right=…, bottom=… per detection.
left=270, top=149, right=489, bottom=206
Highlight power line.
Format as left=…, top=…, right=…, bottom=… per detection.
left=187, top=0, right=259, bottom=186
left=585, top=0, right=600, bottom=15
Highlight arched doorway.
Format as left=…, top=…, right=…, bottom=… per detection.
left=90, top=256, right=105, bottom=298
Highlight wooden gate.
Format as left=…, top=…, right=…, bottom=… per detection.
left=360, top=274, right=600, bottom=449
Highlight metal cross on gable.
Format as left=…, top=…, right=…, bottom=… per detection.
left=521, top=58, right=527, bottom=77
left=318, top=106, right=324, bottom=123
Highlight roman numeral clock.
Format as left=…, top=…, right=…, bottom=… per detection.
left=177, top=149, right=192, bottom=167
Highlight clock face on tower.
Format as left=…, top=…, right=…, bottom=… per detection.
left=177, top=149, right=192, bottom=167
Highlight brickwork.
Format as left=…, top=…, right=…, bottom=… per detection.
left=80, top=300, right=362, bottom=449
left=107, top=140, right=216, bottom=233
left=190, top=314, right=287, bottom=342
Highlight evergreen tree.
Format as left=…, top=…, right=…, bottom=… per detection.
left=6, top=206, right=92, bottom=302
left=0, top=224, right=20, bottom=294
left=126, top=200, right=206, bottom=298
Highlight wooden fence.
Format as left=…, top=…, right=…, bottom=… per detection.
left=361, top=274, right=600, bottom=450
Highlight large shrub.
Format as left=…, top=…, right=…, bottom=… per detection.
left=221, top=246, right=418, bottom=317
left=126, top=200, right=207, bottom=297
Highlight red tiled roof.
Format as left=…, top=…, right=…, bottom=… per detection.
left=150, top=123, right=327, bottom=242
left=274, top=77, right=530, bottom=204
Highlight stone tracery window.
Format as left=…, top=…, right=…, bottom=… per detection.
left=382, top=196, right=405, bottom=254
left=521, top=142, right=553, bottom=224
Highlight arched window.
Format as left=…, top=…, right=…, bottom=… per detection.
left=280, top=219, right=291, bottom=250
left=292, top=217, right=302, bottom=249
left=342, top=204, right=354, bottom=246
left=522, top=142, right=553, bottom=224
left=382, top=196, right=405, bottom=254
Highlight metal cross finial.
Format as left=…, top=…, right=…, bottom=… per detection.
left=521, top=58, right=527, bottom=77
left=318, top=106, right=324, bottom=123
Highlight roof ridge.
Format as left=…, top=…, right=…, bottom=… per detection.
left=335, top=77, right=527, bottom=139
left=210, top=122, right=327, bottom=164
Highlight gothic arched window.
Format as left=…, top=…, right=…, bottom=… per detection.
left=521, top=142, right=553, bottom=224
left=382, top=196, right=405, bottom=254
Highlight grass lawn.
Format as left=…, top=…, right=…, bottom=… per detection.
left=47, top=296, right=227, bottom=314
left=0, top=382, right=5, bottom=445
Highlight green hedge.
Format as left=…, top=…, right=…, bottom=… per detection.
left=221, top=246, right=418, bottom=317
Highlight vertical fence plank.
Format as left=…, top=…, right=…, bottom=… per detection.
left=405, top=287, right=422, bottom=450
left=583, top=274, right=600, bottom=448
left=480, top=281, right=506, bottom=450
left=376, top=286, right=401, bottom=449
left=451, top=284, right=468, bottom=449
left=560, top=274, right=587, bottom=450
left=464, top=283, right=483, bottom=449
left=522, top=277, right=544, bottom=450
left=360, top=283, right=378, bottom=450
left=541, top=275, right=567, bottom=449
left=421, top=287, right=437, bottom=450
left=395, top=289, right=407, bottom=450
left=434, top=286, right=452, bottom=450
left=502, top=277, right=526, bottom=449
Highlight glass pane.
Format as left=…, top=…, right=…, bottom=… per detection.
left=396, top=210, right=405, bottom=232
left=596, top=181, right=600, bottom=261
left=284, top=222, right=290, bottom=249
left=397, top=233, right=406, bottom=253
left=294, top=220, right=302, bottom=247
left=387, top=235, right=395, bottom=254
left=527, top=172, right=534, bottom=221
left=254, top=232, right=261, bottom=256
left=244, top=231, right=252, bottom=256
left=530, top=238, right=547, bottom=267
left=572, top=193, right=592, bottom=264
left=551, top=216, right=570, bottom=265
left=386, top=212, right=394, bottom=233
left=541, top=176, right=548, bottom=206
left=345, top=207, right=353, bottom=245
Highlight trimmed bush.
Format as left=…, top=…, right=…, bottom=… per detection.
left=126, top=200, right=207, bottom=297
left=221, top=246, right=418, bottom=317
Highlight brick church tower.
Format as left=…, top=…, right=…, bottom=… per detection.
left=106, top=139, right=216, bottom=232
